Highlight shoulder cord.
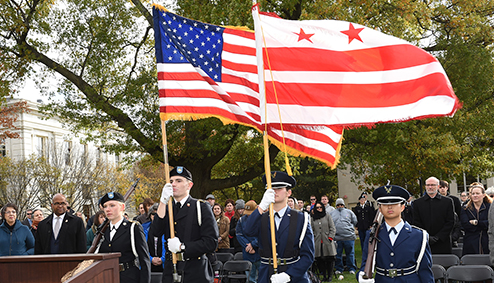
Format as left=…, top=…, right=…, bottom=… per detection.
left=131, top=222, right=139, bottom=266
left=299, top=212, right=309, bottom=248
left=198, top=200, right=202, bottom=226
left=415, top=229, right=428, bottom=273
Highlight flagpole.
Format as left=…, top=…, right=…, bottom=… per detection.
left=161, top=119, right=180, bottom=282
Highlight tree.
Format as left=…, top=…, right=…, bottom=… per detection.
left=0, top=98, right=28, bottom=142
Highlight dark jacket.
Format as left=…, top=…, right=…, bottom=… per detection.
left=99, top=219, right=151, bottom=283
left=0, top=220, right=35, bottom=256
left=236, top=214, right=261, bottom=263
left=352, top=202, right=376, bottom=231
left=35, top=213, right=86, bottom=254
left=413, top=193, right=455, bottom=254
left=460, top=202, right=490, bottom=255
left=152, top=196, right=219, bottom=283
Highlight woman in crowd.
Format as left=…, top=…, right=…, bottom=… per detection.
left=224, top=199, right=235, bottom=221
left=460, top=182, right=491, bottom=255
left=213, top=203, right=230, bottom=252
left=311, top=201, right=337, bottom=282
left=287, top=196, right=298, bottom=211
left=0, top=203, right=35, bottom=256
left=86, top=210, right=106, bottom=251
left=30, top=209, right=44, bottom=236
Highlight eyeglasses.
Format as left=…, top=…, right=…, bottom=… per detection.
left=425, top=184, right=438, bottom=187
left=310, top=198, right=316, bottom=201
left=26, top=213, right=32, bottom=215
left=5, top=210, right=16, bottom=214
left=315, top=206, right=323, bottom=209
left=53, top=202, right=67, bottom=206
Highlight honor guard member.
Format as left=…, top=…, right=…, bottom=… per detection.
left=99, top=192, right=151, bottom=283
left=152, top=166, right=219, bottom=283
left=244, top=171, right=315, bottom=283
left=358, top=185, right=433, bottom=283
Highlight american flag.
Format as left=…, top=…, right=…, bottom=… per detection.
left=153, top=5, right=343, bottom=167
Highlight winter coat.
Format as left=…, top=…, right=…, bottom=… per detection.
left=330, top=207, right=358, bottom=241
left=216, top=215, right=230, bottom=250
left=0, top=220, right=35, bottom=256
left=460, top=201, right=490, bottom=255
left=311, top=213, right=337, bottom=257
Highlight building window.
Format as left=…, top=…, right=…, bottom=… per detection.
left=64, top=141, right=72, bottom=165
left=35, top=136, right=47, bottom=157
left=115, top=154, right=120, bottom=165
left=0, top=143, right=6, bottom=157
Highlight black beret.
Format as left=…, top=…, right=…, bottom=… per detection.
left=373, top=185, right=410, bottom=205
left=262, top=171, right=296, bottom=189
left=170, top=166, right=193, bottom=181
left=100, top=192, right=125, bottom=206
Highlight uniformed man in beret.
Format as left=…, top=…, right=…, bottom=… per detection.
left=98, top=192, right=151, bottom=283
left=152, top=166, right=218, bottom=282
left=244, top=171, right=315, bottom=283
left=358, top=185, right=433, bottom=283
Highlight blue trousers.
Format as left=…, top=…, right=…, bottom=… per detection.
left=335, top=240, right=356, bottom=272
left=247, top=260, right=260, bottom=283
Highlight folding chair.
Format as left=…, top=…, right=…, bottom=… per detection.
left=451, top=247, right=463, bottom=258
left=446, top=265, right=494, bottom=282
left=234, top=252, right=243, bottom=260
left=221, top=260, right=252, bottom=283
left=432, top=264, right=446, bottom=283
left=461, top=254, right=491, bottom=266
left=216, top=252, right=234, bottom=263
left=432, top=254, right=460, bottom=269
left=211, top=260, right=223, bottom=282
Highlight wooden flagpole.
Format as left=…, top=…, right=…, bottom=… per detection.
left=161, top=119, right=180, bottom=281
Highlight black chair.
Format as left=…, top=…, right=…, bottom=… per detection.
left=432, top=264, right=446, bottom=283
left=151, top=272, right=163, bottom=283
left=432, top=254, right=460, bottom=269
left=446, top=265, right=494, bottom=282
left=211, top=260, right=223, bottom=281
left=221, top=260, right=252, bottom=283
left=216, top=252, right=234, bottom=263
left=234, top=252, right=243, bottom=260
left=461, top=254, right=492, bottom=266
left=451, top=247, right=463, bottom=258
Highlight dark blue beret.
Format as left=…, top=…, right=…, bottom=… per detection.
left=170, top=166, right=192, bottom=181
left=373, top=185, right=410, bottom=204
left=262, top=171, right=296, bottom=189
left=100, top=192, right=125, bottom=206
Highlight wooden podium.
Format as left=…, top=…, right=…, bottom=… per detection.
left=0, top=253, right=121, bottom=283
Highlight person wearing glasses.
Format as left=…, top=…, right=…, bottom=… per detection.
left=35, top=193, right=86, bottom=254
left=412, top=177, right=455, bottom=254
left=311, top=202, right=336, bottom=282
left=330, top=198, right=358, bottom=278
left=21, top=209, right=33, bottom=227
left=0, top=203, right=35, bottom=256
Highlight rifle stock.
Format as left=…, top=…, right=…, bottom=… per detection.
left=87, top=178, right=141, bottom=254
left=363, top=211, right=383, bottom=279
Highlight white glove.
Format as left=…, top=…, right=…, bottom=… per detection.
left=358, top=271, right=375, bottom=283
left=160, top=183, right=173, bottom=204
left=167, top=237, right=182, bottom=253
left=270, top=272, right=290, bottom=283
left=259, top=189, right=275, bottom=211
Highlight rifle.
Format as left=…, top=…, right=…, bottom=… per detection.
left=363, top=210, right=383, bottom=279
left=87, top=178, right=140, bottom=254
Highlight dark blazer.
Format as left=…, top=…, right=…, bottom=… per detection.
left=413, top=193, right=455, bottom=254
left=359, top=222, right=433, bottom=283
left=99, top=219, right=151, bottom=283
left=152, top=196, right=219, bottom=283
left=460, top=202, right=490, bottom=255
left=35, top=213, right=86, bottom=254
left=352, top=202, right=376, bottom=231
left=244, top=207, right=315, bottom=283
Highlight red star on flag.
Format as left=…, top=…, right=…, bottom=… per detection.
left=294, top=28, right=315, bottom=43
left=340, top=23, right=365, bottom=44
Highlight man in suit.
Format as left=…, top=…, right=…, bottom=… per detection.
left=98, top=192, right=151, bottom=283
left=153, top=166, right=218, bottom=283
left=413, top=176, right=455, bottom=254
left=358, top=185, right=433, bottom=283
left=244, top=171, right=315, bottom=283
left=21, top=209, right=33, bottom=227
left=353, top=192, right=376, bottom=251
left=35, top=193, right=86, bottom=254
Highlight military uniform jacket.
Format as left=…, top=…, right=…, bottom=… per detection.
left=35, top=213, right=86, bottom=254
left=244, top=207, right=315, bottom=283
left=99, top=219, right=151, bottom=283
left=353, top=202, right=376, bottom=231
left=152, top=196, right=219, bottom=283
left=359, top=222, right=433, bottom=283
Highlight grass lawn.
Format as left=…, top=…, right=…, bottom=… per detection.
left=325, top=239, right=363, bottom=283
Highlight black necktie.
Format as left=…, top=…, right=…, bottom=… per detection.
left=389, top=227, right=397, bottom=235
left=275, top=212, right=281, bottom=219
left=174, top=202, right=181, bottom=215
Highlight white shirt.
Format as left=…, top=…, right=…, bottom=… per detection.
left=274, top=206, right=288, bottom=230
left=110, top=217, right=124, bottom=241
left=52, top=213, right=66, bottom=236
left=385, top=220, right=404, bottom=246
